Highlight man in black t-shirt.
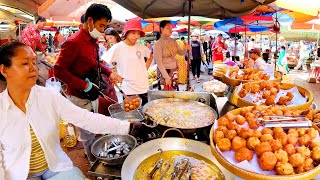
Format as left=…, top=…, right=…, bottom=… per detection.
left=190, top=33, right=204, bottom=83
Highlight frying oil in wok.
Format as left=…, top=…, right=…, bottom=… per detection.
left=134, top=150, right=225, bottom=180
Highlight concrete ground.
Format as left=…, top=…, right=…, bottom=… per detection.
left=65, top=69, right=320, bottom=179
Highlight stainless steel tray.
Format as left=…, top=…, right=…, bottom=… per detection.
left=108, top=103, right=144, bottom=121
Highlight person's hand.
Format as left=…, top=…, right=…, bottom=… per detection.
left=83, top=78, right=102, bottom=101
left=109, top=72, right=123, bottom=84
left=165, top=79, right=171, bottom=86
left=129, top=121, right=148, bottom=139
left=186, top=44, right=192, bottom=51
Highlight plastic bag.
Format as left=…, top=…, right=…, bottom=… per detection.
left=45, top=77, right=61, bottom=93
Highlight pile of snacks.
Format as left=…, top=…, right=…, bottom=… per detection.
left=123, top=97, right=141, bottom=112
left=213, top=106, right=320, bottom=175
left=229, top=69, right=270, bottom=81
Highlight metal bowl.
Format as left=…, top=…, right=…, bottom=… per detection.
left=91, top=135, right=137, bottom=165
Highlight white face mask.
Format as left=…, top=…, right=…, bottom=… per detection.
left=89, top=22, right=102, bottom=39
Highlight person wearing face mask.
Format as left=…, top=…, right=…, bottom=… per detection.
left=101, top=19, right=153, bottom=105
left=53, top=4, right=123, bottom=163
left=153, top=20, right=191, bottom=90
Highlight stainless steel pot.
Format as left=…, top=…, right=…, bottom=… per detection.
left=121, top=129, right=234, bottom=180
left=91, top=135, right=137, bottom=165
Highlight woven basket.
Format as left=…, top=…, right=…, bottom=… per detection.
left=230, top=82, right=313, bottom=110
left=210, top=106, right=320, bottom=180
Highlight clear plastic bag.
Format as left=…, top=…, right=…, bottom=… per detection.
left=45, top=77, right=61, bottom=93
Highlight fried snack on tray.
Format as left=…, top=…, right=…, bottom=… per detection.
left=213, top=105, right=320, bottom=175
left=229, top=69, right=270, bottom=81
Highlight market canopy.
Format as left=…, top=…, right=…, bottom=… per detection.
left=112, top=0, right=276, bottom=19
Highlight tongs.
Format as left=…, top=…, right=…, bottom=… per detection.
left=114, top=83, right=128, bottom=99
left=257, top=115, right=311, bottom=128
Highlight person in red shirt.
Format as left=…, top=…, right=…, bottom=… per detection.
left=54, top=3, right=122, bottom=163
left=20, top=16, right=47, bottom=56
left=211, top=34, right=227, bottom=62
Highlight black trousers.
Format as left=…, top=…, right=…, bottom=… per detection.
left=191, top=58, right=201, bottom=78
left=232, top=56, right=240, bottom=61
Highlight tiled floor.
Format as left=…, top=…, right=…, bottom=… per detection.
left=66, top=70, right=320, bottom=179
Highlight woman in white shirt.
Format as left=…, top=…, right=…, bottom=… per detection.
left=0, top=42, right=143, bottom=180
left=102, top=19, right=153, bottom=105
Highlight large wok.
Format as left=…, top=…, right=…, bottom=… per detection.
left=121, top=129, right=234, bottom=180
left=142, top=98, right=218, bottom=135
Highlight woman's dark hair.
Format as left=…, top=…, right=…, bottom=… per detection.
left=36, top=16, right=46, bottom=24
left=85, top=3, right=112, bottom=23
left=281, top=46, right=286, bottom=50
left=159, top=20, right=171, bottom=34
left=156, top=32, right=161, bottom=40
left=80, top=14, right=86, bottom=24
left=0, top=41, right=28, bottom=81
left=105, top=28, right=121, bottom=43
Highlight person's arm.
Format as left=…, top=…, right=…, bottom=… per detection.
left=154, top=42, right=170, bottom=80
left=200, top=41, right=204, bottom=56
left=54, top=40, right=87, bottom=91
left=146, top=53, right=153, bottom=70
left=100, top=44, right=117, bottom=77
left=0, top=143, right=4, bottom=179
left=36, top=35, right=47, bottom=56
left=54, top=91, right=130, bottom=135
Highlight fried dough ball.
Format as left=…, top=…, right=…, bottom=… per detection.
left=303, top=158, right=314, bottom=172
left=265, top=83, right=273, bottom=90
left=295, top=165, right=305, bottom=174
left=270, top=139, right=283, bottom=152
left=255, top=142, right=272, bottom=157
left=260, top=134, right=274, bottom=142
left=289, top=153, right=306, bottom=167
left=297, top=146, right=311, bottom=157
left=311, top=147, right=320, bottom=161
left=275, top=132, right=288, bottom=146
left=307, top=128, right=317, bottom=140
left=252, top=105, right=264, bottom=112
left=309, top=139, right=320, bottom=149
left=262, top=109, right=273, bottom=116
left=298, top=134, right=311, bottom=146
left=277, top=96, right=289, bottom=105
left=284, top=144, right=296, bottom=155
left=261, top=128, right=273, bottom=136
left=275, top=162, right=294, bottom=175
left=216, top=126, right=228, bottom=134
left=273, top=127, right=284, bottom=135
left=263, top=74, right=270, bottom=80
left=248, top=120, right=259, bottom=130
left=239, top=128, right=253, bottom=139
left=218, top=117, right=229, bottom=127
left=217, top=138, right=231, bottom=151
left=262, top=90, right=271, bottom=99
left=259, top=152, right=277, bottom=171
left=247, top=137, right=261, bottom=150
left=297, top=128, right=307, bottom=137
left=225, top=112, right=236, bottom=123
left=251, top=84, right=260, bottom=93
left=232, top=136, right=247, bottom=151
left=240, top=108, right=249, bottom=117
left=214, top=131, right=225, bottom=143
left=238, top=89, right=248, bottom=98
left=245, top=112, right=255, bottom=122
left=227, top=122, right=239, bottom=131
left=265, top=95, right=276, bottom=106
left=286, top=92, right=294, bottom=101
left=275, top=149, right=289, bottom=163
left=226, top=130, right=237, bottom=140
left=259, top=81, right=268, bottom=90
left=253, top=130, right=262, bottom=138
left=287, top=134, right=298, bottom=146
left=235, top=115, right=246, bottom=125
left=235, top=147, right=253, bottom=162
left=270, top=87, right=278, bottom=96
left=288, top=128, right=299, bottom=138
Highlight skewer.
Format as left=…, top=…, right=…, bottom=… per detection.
left=148, top=159, right=164, bottom=179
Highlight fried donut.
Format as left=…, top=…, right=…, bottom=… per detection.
left=232, top=136, right=247, bottom=151
left=225, top=112, right=236, bottom=123
left=303, top=158, right=314, bottom=172
left=240, top=108, right=249, bottom=117
left=265, top=95, right=276, bottom=106
left=275, top=149, right=289, bottom=163
left=297, top=146, right=311, bottom=157
left=217, top=138, right=231, bottom=151
left=311, top=147, right=320, bottom=161
left=310, top=139, right=320, bottom=149
left=286, top=92, right=294, bottom=101
left=261, top=128, right=273, bottom=136
left=253, top=130, right=262, bottom=138
left=216, top=126, right=228, bottom=134
left=239, top=128, right=253, bottom=139
left=288, top=128, right=299, bottom=138
left=287, top=134, right=298, bottom=146
left=227, top=122, right=239, bottom=131
left=226, top=130, right=237, bottom=140
left=235, top=147, right=253, bottom=162
left=218, top=117, right=229, bottom=127
left=275, top=162, right=294, bottom=175
left=270, top=139, right=283, bottom=152
left=235, top=115, right=246, bottom=125
left=289, top=153, right=306, bottom=167
left=259, top=152, right=277, bottom=171
left=260, top=134, right=274, bottom=142
left=298, top=134, right=311, bottom=146
left=284, top=144, right=296, bottom=155
left=275, top=132, right=288, bottom=146
left=307, top=128, right=317, bottom=140
left=273, top=127, right=284, bottom=135
left=214, top=131, right=224, bottom=143
left=255, top=142, right=272, bottom=157
left=247, top=137, right=261, bottom=150
left=277, top=96, right=289, bottom=105
left=262, top=90, right=271, bottom=99
left=297, top=128, right=307, bottom=137
left=248, top=119, right=259, bottom=130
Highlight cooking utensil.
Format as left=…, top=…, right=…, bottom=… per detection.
left=257, top=115, right=312, bottom=128
left=160, top=161, right=171, bottom=180
left=142, top=98, right=217, bottom=130
left=98, top=90, right=118, bottom=104
left=121, top=129, right=231, bottom=179
left=114, top=83, right=128, bottom=99
left=148, top=158, right=164, bottom=178
left=91, top=135, right=137, bottom=165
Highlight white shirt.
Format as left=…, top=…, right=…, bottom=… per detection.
left=248, top=41, right=254, bottom=51
left=102, top=42, right=151, bottom=95
left=254, top=57, right=268, bottom=70
left=228, top=41, right=243, bottom=57
left=0, top=86, right=130, bottom=180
